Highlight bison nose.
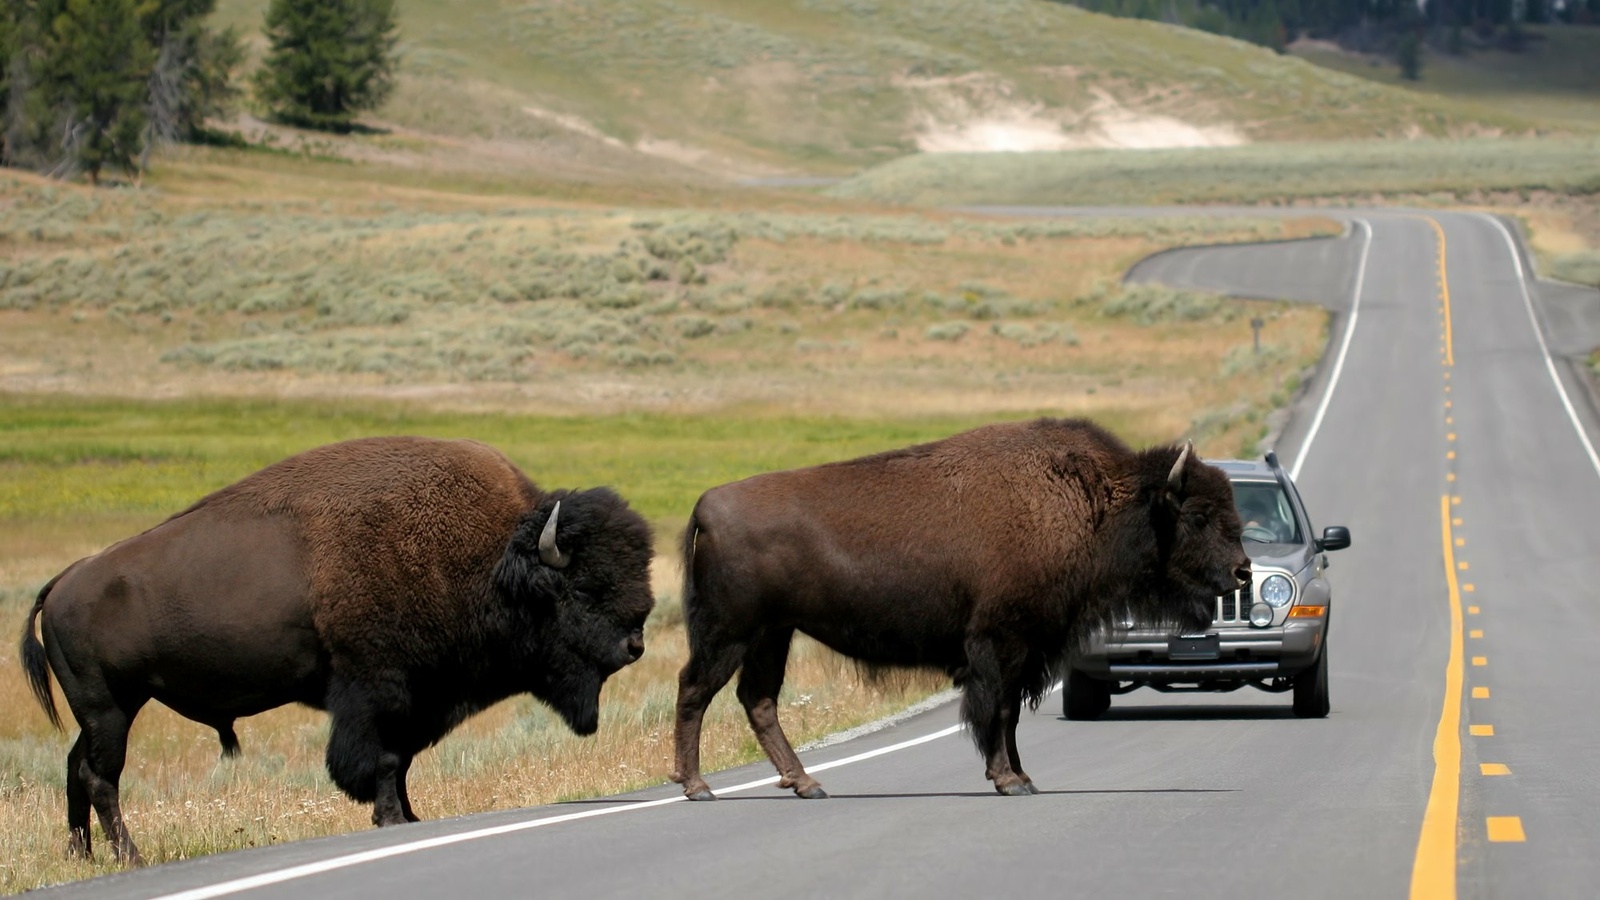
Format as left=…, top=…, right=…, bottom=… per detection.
left=626, top=635, right=645, bottom=662
left=1233, top=564, right=1252, bottom=588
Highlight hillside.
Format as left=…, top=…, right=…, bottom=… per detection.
left=209, top=0, right=1540, bottom=180
left=1291, top=25, right=1600, bottom=132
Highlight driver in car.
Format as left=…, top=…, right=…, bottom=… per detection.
left=1239, top=493, right=1285, bottom=543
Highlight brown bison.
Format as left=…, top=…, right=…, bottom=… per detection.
left=671, top=418, right=1248, bottom=800
left=19, top=436, right=654, bottom=866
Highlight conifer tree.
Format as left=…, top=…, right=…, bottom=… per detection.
left=253, top=0, right=398, bottom=132
left=37, top=0, right=152, bottom=182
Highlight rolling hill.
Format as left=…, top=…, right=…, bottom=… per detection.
left=210, top=0, right=1547, bottom=180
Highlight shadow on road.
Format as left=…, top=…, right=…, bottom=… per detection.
left=822, top=788, right=1238, bottom=799
left=1068, top=705, right=1299, bottom=722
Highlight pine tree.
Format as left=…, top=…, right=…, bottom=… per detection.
left=38, top=0, right=153, bottom=183
left=253, top=0, right=398, bottom=132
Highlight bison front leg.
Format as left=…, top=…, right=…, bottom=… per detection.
left=325, top=675, right=414, bottom=826
left=372, top=752, right=411, bottom=827
left=396, top=756, right=419, bottom=823
left=737, top=629, right=826, bottom=800
left=962, top=637, right=1031, bottom=797
left=1003, top=697, right=1039, bottom=795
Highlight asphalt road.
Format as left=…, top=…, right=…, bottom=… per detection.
left=35, top=211, right=1600, bottom=900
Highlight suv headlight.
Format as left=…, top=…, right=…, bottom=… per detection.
left=1259, top=574, right=1294, bottom=608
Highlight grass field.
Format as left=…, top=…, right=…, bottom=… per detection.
left=0, top=385, right=1317, bottom=890
left=0, top=137, right=1338, bottom=890
left=0, top=398, right=995, bottom=891
left=827, top=135, right=1600, bottom=208
left=0, top=164, right=1334, bottom=428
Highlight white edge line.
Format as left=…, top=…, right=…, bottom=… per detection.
left=1290, top=217, right=1371, bottom=481
left=1479, top=213, right=1600, bottom=480
left=150, top=723, right=967, bottom=900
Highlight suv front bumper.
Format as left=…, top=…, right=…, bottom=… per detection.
left=1076, top=619, right=1325, bottom=682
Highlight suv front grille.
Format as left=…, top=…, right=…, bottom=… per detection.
left=1214, top=581, right=1253, bottom=625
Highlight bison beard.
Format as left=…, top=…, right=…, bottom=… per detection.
left=670, top=418, right=1248, bottom=800
left=18, top=437, right=654, bottom=866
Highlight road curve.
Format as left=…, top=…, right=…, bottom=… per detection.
left=33, top=211, right=1600, bottom=900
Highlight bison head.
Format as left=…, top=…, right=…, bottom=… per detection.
left=1099, top=441, right=1250, bottom=635
left=495, top=487, right=655, bottom=735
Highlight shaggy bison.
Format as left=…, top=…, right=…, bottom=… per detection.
left=20, top=436, right=654, bottom=865
left=671, top=418, right=1249, bottom=800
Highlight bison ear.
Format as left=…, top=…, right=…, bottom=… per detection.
left=494, top=500, right=567, bottom=606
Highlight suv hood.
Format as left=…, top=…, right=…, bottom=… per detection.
left=1244, top=542, right=1311, bottom=571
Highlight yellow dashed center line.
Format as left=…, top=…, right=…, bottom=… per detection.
left=1487, top=817, right=1526, bottom=843
left=1472, top=656, right=1488, bottom=666
left=1469, top=630, right=1483, bottom=639
left=1481, top=763, right=1511, bottom=776
left=1425, top=218, right=1455, bottom=367
left=1472, top=687, right=1490, bottom=699
left=1470, top=725, right=1495, bottom=737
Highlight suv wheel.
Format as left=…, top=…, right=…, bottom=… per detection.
left=1292, top=646, right=1330, bottom=718
left=1063, top=668, right=1112, bottom=720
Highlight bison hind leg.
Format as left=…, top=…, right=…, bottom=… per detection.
left=737, top=629, right=827, bottom=800
left=65, top=734, right=92, bottom=859
left=672, top=638, right=747, bottom=801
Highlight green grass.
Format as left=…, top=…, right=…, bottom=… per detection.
left=0, top=394, right=1059, bottom=533
left=827, top=136, right=1600, bottom=207
left=1551, top=250, right=1600, bottom=288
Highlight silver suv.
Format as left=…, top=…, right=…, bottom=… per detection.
left=1065, top=451, right=1350, bottom=719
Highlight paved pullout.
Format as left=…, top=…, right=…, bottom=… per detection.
left=33, top=211, right=1600, bottom=900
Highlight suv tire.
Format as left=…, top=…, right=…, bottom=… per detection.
left=1293, top=646, right=1330, bottom=718
left=1063, top=668, right=1112, bottom=720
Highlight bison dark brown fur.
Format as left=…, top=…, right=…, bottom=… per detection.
left=670, top=418, right=1249, bottom=800
left=19, top=436, right=654, bottom=865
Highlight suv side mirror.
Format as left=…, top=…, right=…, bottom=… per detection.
left=1318, top=526, right=1351, bottom=552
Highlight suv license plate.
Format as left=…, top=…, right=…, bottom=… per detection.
left=1168, top=634, right=1220, bottom=661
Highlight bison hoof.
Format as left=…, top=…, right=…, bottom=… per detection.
left=686, top=788, right=717, bottom=802
left=1024, top=781, right=1041, bottom=795
left=796, top=786, right=829, bottom=800
left=996, top=781, right=1033, bottom=797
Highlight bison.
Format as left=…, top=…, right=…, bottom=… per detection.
left=19, top=436, right=655, bottom=866
left=670, top=418, right=1249, bottom=800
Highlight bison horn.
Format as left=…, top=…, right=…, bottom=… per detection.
left=539, top=501, right=570, bottom=569
left=1167, top=440, right=1192, bottom=492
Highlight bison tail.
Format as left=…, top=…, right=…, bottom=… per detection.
left=19, top=573, right=66, bottom=732
left=679, top=507, right=703, bottom=647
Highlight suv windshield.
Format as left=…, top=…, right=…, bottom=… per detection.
left=1234, top=481, right=1301, bottom=544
